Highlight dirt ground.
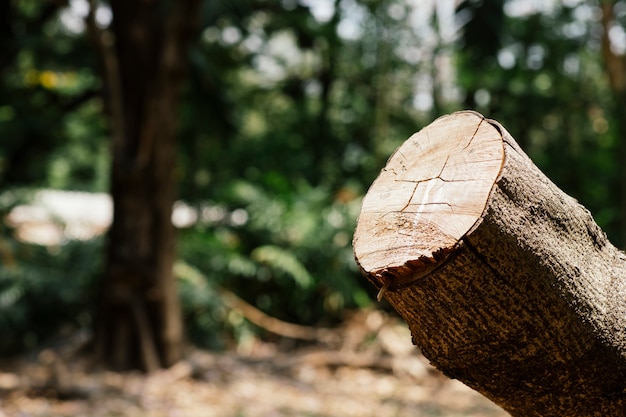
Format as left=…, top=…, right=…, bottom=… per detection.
left=0, top=310, right=508, bottom=417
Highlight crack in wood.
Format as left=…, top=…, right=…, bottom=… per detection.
left=399, top=182, right=419, bottom=213
left=462, top=116, right=485, bottom=151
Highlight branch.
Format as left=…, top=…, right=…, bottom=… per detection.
left=218, top=288, right=337, bottom=344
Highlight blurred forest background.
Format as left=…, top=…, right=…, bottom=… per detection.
left=2, top=0, right=626, bottom=375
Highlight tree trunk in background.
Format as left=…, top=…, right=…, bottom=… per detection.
left=89, top=0, right=200, bottom=371
left=601, top=1, right=626, bottom=248
left=354, top=111, right=626, bottom=416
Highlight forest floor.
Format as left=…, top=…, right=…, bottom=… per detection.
left=0, top=310, right=508, bottom=417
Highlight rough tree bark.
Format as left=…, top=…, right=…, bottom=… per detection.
left=353, top=111, right=626, bottom=416
left=88, top=0, right=200, bottom=371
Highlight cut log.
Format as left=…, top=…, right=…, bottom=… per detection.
left=353, top=110, right=626, bottom=417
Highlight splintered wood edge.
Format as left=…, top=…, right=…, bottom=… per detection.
left=353, top=111, right=504, bottom=291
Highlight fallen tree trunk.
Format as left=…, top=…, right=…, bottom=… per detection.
left=353, top=110, right=626, bottom=417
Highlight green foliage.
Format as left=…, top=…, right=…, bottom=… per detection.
left=174, top=0, right=432, bottom=332
left=177, top=180, right=369, bottom=329
left=4, top=0, right=626, bottom=354
left=0, top=0, right=105, bottom=191
left=456, top=0, right=621, bottom=243
left=251, top=245, right=314, bottom=289
left=0, top=236, right=101, bottom=354
left=175, top=260, right=227, bottom=349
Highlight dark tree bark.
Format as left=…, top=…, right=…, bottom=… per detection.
left=89, top=0, right=200, bottom=371
left=354, top=111, right=626, bottom=416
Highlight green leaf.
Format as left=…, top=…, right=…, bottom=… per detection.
left=251, top=245, right=313, bottom=288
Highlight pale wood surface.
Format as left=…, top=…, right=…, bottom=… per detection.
left=354, top=111, right=503, bottom=288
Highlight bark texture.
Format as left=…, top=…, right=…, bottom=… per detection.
left=91, top=0, right=200, bottom=371
left=353, top=111, right=626, bottom=416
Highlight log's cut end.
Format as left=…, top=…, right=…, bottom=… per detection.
left=353, top=111, right=504, bottom=291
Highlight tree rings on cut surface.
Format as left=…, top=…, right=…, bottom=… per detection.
left=353, top=111, right=504, bottom=293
